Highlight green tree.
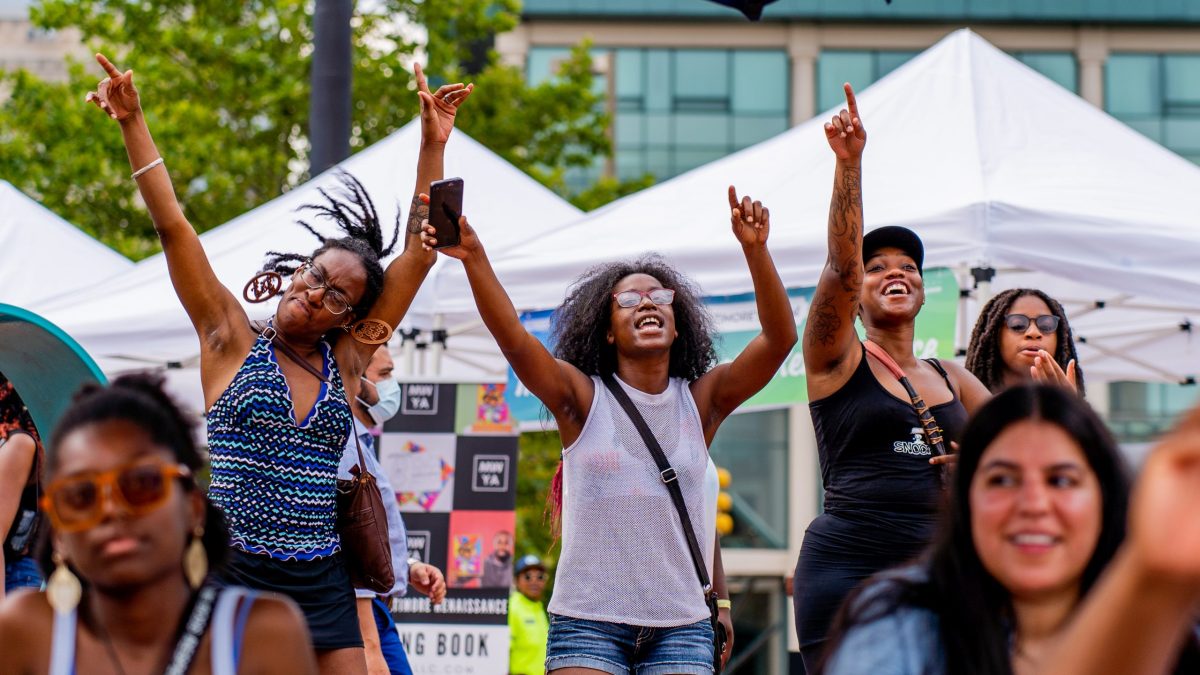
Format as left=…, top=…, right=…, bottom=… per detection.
left=0, top=0, right=648, bottom=259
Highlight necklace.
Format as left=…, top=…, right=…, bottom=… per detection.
left=93, top=620, right=132, bottom=675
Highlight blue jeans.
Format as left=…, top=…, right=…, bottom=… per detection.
left=545, top=613, right=714, bottom=675
left=372, top=597, right=412, bottom=675
left=4, top=556, right=42, bottom=594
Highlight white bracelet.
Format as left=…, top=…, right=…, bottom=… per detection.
left=131, top=157, right=164, bottom=180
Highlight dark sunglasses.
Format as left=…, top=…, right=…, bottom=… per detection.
left=1004, top=314, right=1060, bottom=334
left=612, top=288, right=675, bottom=308
left=40, top=462, right=193, bottom=533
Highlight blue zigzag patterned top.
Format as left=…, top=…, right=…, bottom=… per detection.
left=207, top=331, right=350, bottom=561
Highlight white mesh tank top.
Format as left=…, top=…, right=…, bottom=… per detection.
left=548, top=374, right=719, bottom=627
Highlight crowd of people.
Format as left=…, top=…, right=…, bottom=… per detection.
left=0, top=54, right=1198, bottom=675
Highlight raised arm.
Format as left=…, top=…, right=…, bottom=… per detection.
left=341, top=64, right=473, bottom=370
left=803, top=83, right=867, bottom=392
left=421, top=219, right=593, bottom=442
left=1038, top=414, right=1200, bottom=675
left=87, top=54, right=244, bottom=344
left=692, top=186, right=797, bottom=440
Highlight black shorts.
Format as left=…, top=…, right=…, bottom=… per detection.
left=223, top=548, right=363, bottom=650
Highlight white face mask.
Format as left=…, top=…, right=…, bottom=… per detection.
left=363, top=377, right=402, bottom=425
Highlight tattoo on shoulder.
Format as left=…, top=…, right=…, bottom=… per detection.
left=406, top=196, right=429, bottom=234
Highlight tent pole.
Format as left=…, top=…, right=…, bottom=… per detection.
left=955, top=264, right=970, bottom=358
left=431, top=314, right=446, bottom=376
left=400, top=329, right=419, bottom=377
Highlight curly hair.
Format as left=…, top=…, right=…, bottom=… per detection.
left=0, top=372, right=39, bottom=442
left=263, top=171, right=401, bottom=316
left=41, top=372, right=230, bottom=577
left=964, top=288, right=1085, bottom=397
left=551, top=255, right=717, bottom=380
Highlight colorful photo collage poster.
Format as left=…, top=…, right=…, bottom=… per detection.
left=379, top=382, right=518, bottom=674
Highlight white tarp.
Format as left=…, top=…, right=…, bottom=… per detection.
left=40, top=121, right=580, bottom=368
left=429, top=29, right=1200, bottom=384
left=0, top=180, right=132, bottom=307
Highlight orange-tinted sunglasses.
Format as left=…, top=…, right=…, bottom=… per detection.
left=40, top=462, right=193, bottom=533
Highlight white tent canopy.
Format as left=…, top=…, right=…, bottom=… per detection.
left=430, top=29, right=1200, bottom=384
left=0, top=181, right=132, bottom=307
left=40, top=121, right=581, bottom=391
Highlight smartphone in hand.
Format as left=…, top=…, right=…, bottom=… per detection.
left=428, top=177, right=464, bottom=248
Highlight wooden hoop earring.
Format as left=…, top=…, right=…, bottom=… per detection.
left=243, top=271, right=283, bottom=303
left=348, top=318, right=393, bottom=345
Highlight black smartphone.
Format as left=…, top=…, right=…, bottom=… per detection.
left=428, top=177, right=464, bottom=249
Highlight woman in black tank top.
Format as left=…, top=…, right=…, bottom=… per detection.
left=793, top=83, right=991, bottom=672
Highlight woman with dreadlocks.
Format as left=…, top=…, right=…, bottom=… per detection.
left=422, top=185, right=796, bottom=674
left=0, top=374, right=43, bottom=598
left=792, top=84, right=992, bottom=671
left=87, top=52, right=471, bottom=673
left=965, top=288, right=1083, bottom=396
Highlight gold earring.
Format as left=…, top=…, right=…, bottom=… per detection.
left=184, top=526, right=207, bottom=589
left=47, top=551, right=82, bottom=615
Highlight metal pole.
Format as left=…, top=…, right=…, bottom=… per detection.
left=310, top=0, right=353, bottom=175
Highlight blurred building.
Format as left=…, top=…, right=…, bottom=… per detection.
left=500, top=3, right=1200, bottom=672
left=0, top=0, right=84, bottom=84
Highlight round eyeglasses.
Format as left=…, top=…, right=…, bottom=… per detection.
left=296, top=262, right=352, bottom=315
left=612, top=288, right=675, bottom=308
left=1004, top=314, right=1060, bottom=334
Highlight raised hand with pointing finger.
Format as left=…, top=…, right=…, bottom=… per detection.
left=728, top=185, right=770, bottom=248
left=824, top=82, right=866, bottom=162
left=85, top=53, right=140, bottom=122
left=414, top=62, right=473, bottom=146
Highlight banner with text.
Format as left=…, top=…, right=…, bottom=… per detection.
left=506, top=268, right=959, bottom=422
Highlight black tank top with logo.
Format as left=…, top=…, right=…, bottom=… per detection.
left=809, top=346, right=968, bottom=516
left=2, top=429, right=41, bottom=563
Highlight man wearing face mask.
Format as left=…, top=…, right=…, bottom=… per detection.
left=340, top=345, right=447, bottom=675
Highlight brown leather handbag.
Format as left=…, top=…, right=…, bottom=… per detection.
left=260, top=324, right=395, bottom=593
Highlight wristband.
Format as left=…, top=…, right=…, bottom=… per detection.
left=716, top=599, right=732, bottom=610
left=131, top=157, right=164, bottom=180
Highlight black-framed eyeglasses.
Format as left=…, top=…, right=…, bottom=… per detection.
left=612, top=288, right=675, bottom=308
left=296, top=261, right=352, bottom=315
left=1004, top=314, right=1060, bottom=334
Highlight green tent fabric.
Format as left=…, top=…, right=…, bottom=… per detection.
left=0, top=304, right=106, bottom=439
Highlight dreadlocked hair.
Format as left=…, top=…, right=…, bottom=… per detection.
left=964, top=288, right=1086, bottom=397
left=40, top=372, right=231, bottom=577
left=544, top=255, right=718, bottom=535
left=263, top=170, right=401, bottom=316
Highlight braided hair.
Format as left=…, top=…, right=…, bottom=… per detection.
left=965, top=288, right=1085, bottom=396
left=263, top=171, right=401, bottom=316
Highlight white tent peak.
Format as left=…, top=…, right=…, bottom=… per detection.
left=428, top=28, right=1200, bottom=383
left=0, top=180, right=132, bottom=308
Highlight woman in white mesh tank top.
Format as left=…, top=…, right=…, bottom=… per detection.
left=422, top=186, right=797, bottom=675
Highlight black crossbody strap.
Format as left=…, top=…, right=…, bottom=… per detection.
left=163, top=582, right=220, bottom=675
left=600, top=375, right=711, bottom=593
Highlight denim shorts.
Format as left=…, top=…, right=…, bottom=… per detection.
left=4, top=556, right=42, bottom=594
left=545, top=613, right=714, bottom=675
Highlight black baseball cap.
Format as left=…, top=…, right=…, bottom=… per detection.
left=862, top=225, right=924, bottom=275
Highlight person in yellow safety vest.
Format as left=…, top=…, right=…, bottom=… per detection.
left=509, top=555, right=549, bottom=675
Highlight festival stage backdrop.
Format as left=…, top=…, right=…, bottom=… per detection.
left=380, top=382, right=518, bottom=675
left=507, top=269, right=960, bottom=423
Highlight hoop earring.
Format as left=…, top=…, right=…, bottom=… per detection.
left=347, top=318, right=393, bottom=345
left=184, top=526, right=207, bottom=589
left=242, top=271, right=283, bottom=303
left=47, top=550, right=82, bottom=615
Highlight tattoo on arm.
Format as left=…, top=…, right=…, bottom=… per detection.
left=807, top=291, right=843, bottom=347
left=827, top=165, right=863, bottom=294
left=406, top=196, right=429, bottom=235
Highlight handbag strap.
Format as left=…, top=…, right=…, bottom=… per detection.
left=600, top=374, right=712, bottom=595
left=252, top=321, right=367, bottom=473
left=862, top=340, right=948, bottom=456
